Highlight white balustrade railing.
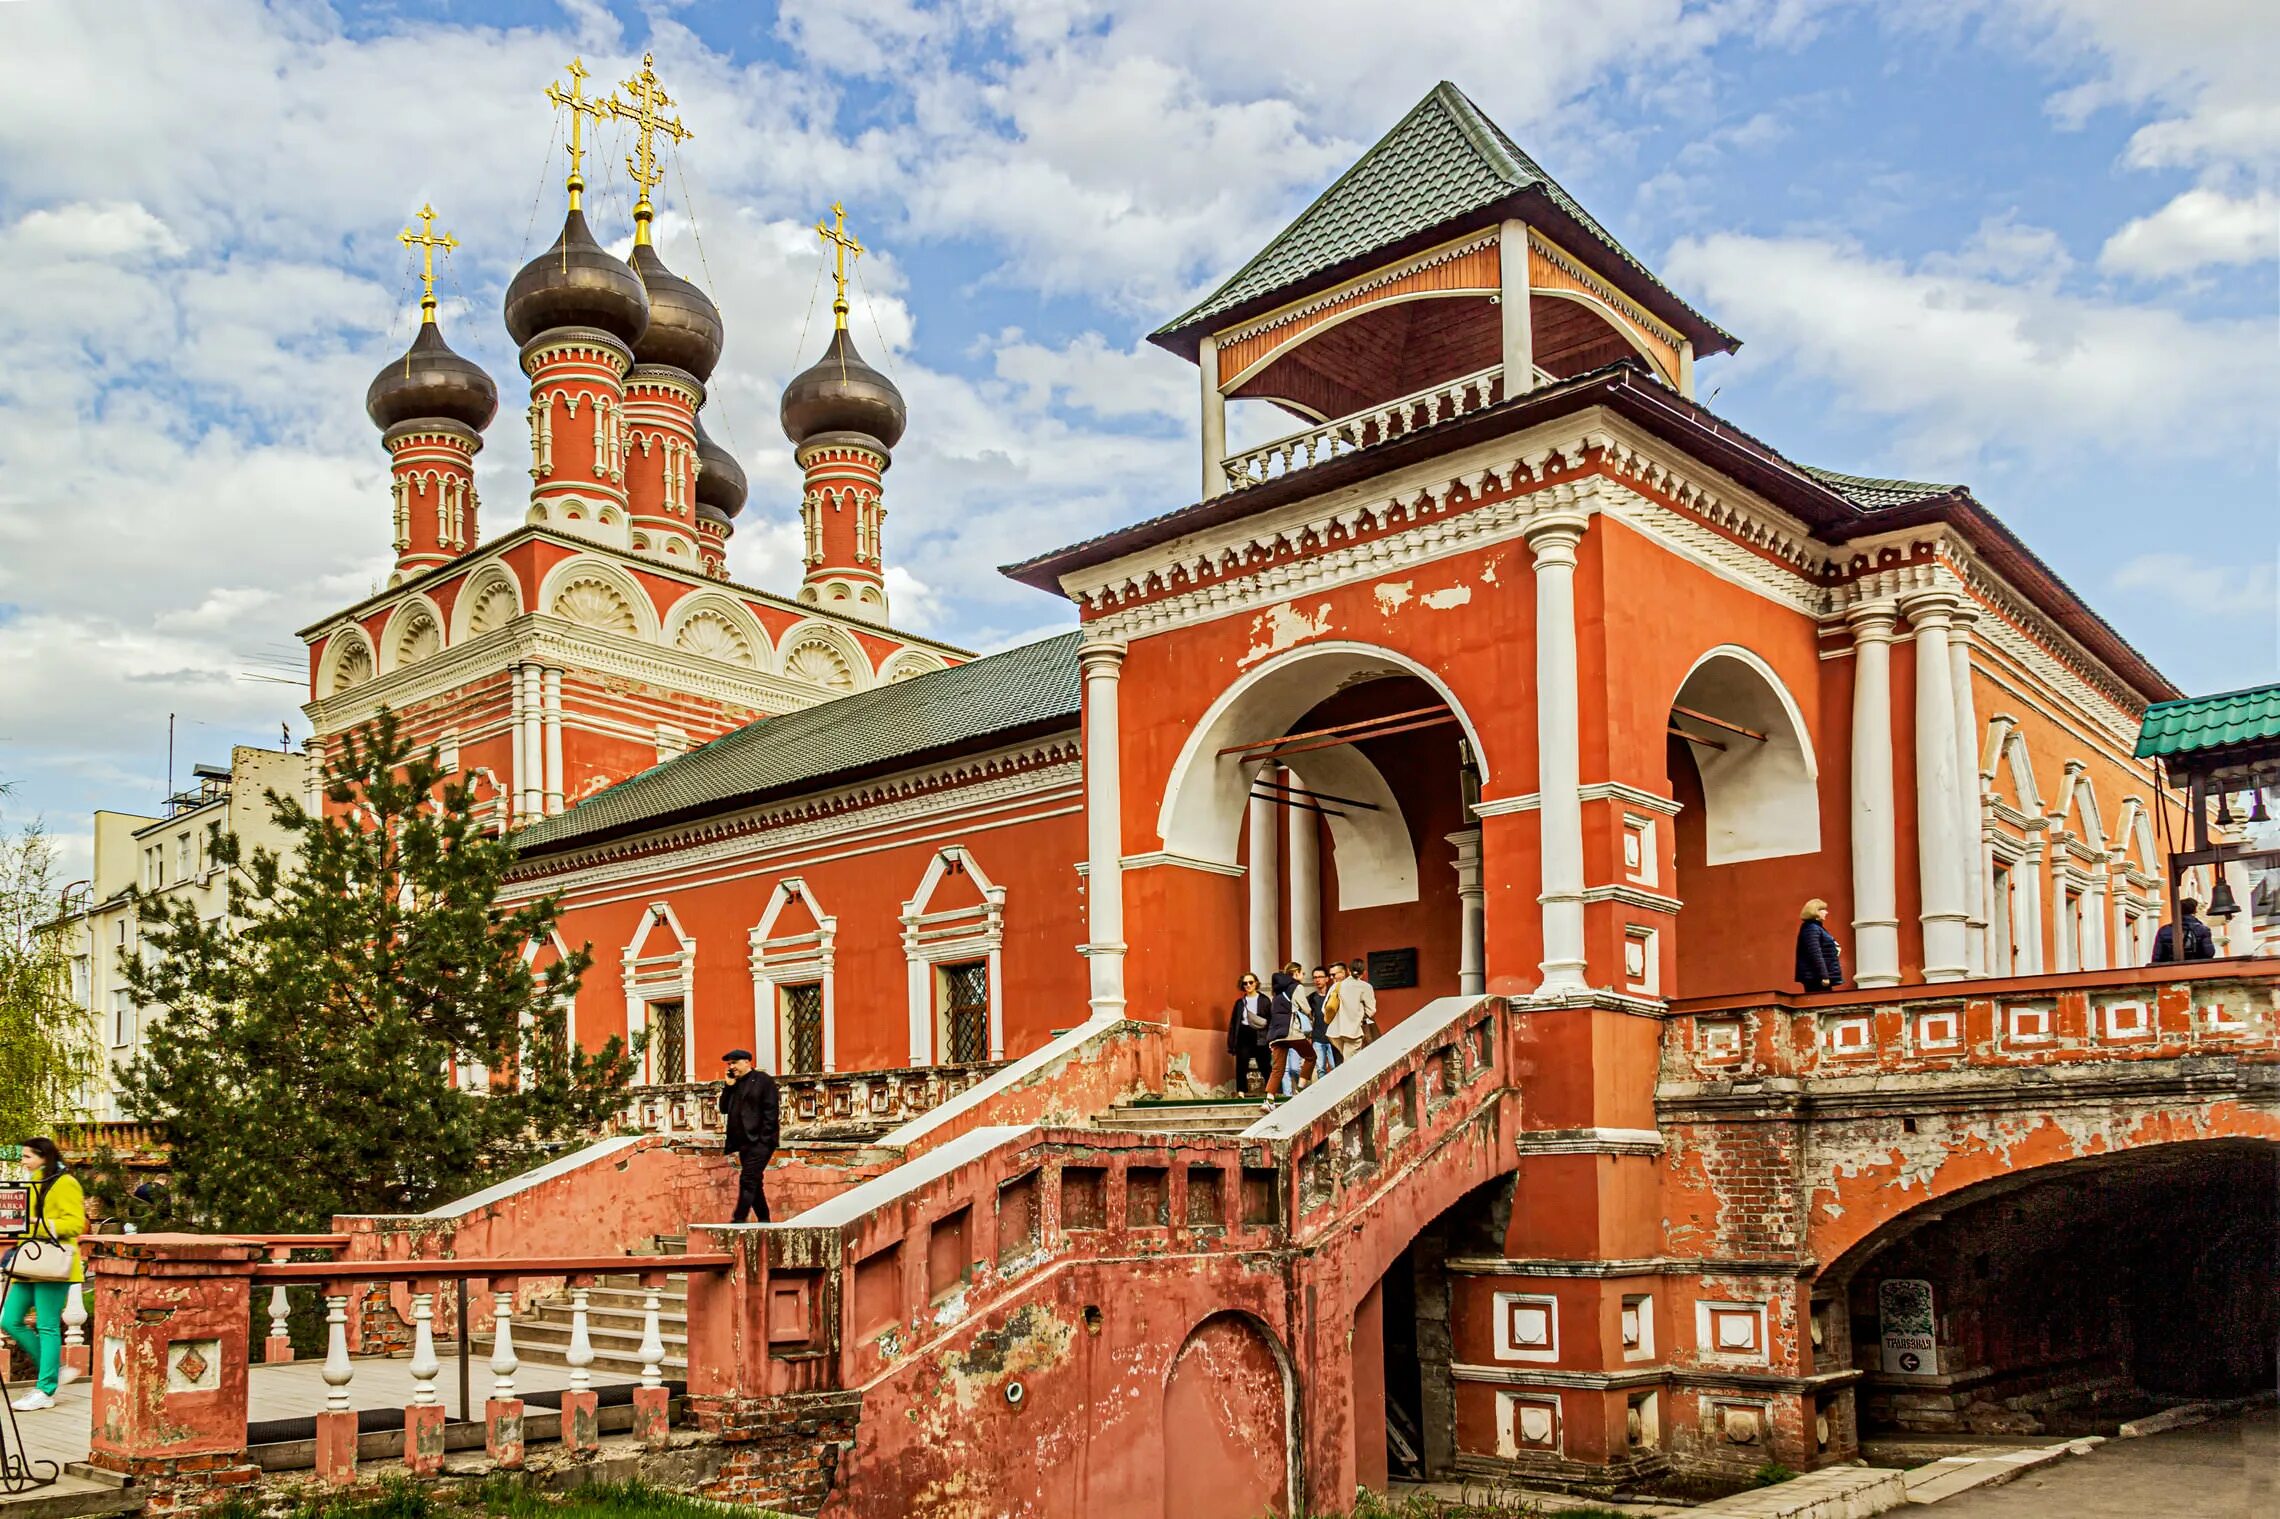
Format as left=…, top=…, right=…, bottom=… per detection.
left=320, top=1294, right=352, bottom=1413
left=407, top=1291, right=441, bottom=1406
left=637, top=1285, right=666, bottom=1390
left=489, top=1289, right=519, bottom=1402
left=565, top=1286, right=596, bottom=1392
left=1221, top=364, right=1553, bottom=492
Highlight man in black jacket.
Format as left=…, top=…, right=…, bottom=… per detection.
left=2149, top=898, right=2219, bottom=964
left=718, top=1049, right=781, bottom=1224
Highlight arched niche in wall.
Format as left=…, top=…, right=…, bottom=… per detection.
left=1667, top=646, right=1820, bottom=864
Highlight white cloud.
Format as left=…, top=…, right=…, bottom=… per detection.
left=1662, top=229, right=2273, bottom=469
left=2112, top=552, right=2279, bottom=621
left=2100, top=187, right=2280, bottom=278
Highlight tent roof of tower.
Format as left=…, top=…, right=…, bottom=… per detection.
left=511, top=632, right=1081, bottom=858
left=1150, top=81, right=1737, bottom=362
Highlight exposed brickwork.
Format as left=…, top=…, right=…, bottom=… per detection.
left=695, top=1391, right=862, bottom=1513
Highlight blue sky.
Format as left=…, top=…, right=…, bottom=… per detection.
left=1, top=0, right=2274, bottom=879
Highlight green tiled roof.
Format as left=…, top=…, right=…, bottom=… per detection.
left=1802, top=466, right=1964, bottom=512
left=1155, top=81, right=1733, bottom=349
left=2135, top=682, right=2280, bottom=761
left=514, top=633, right=1083, bottom=854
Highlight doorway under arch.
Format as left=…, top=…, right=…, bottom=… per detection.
left=1161, top=1312, right=1296, bottom=1518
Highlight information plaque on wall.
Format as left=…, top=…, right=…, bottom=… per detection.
left=1367, top=947, right=1420, bottom=990
left=0, top=1184, right=27, bottom=1235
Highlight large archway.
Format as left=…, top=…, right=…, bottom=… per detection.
left=1160, top=642, right=1490, bottom=1030
left=1821, top=1140, right=2277, bottom=1440
left=1161, top=1312, right=1296, bottom=1518
left=1664, top=647, right=1822, bottom=997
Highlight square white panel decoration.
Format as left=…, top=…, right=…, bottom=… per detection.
left=1823, top=1014, right=1873, bottom=1057
left=1696, top=1300, right=1767, bottom=1363
left=2202, top=1001, right=2247, bottom=1032
left=1914, top=1009, right=1960, bottom=1051
left=1699, top=1020, right=1743, bottom=1061
left=1496, top=1391, right=1562, bottom=1457
left=2100, top=1000, right=2151, bottom=1041
left=1494, top=1292, right=1559, bottom=1363
left=2004, top=1004, right=2053, bottom=1045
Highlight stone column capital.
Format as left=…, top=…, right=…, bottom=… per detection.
left=1898, top=586, right=1963, bottom=625
left=1845, top=599, right=1902, bottom=638
left=1077, top=637, right=1129, bottom=675
left=1522, top=509, right=1590, bottom=565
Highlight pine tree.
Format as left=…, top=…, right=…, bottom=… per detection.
left=120, top=712, right=633, bottom=1232
left=0, top=791, right=101, bottom=1137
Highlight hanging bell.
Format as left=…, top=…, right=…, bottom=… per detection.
left=2251, top=787, right=2270, bottom=825
left=2214, top=790, right=2236, bottom=827
left=2206, top=871, right=2242, bottom=919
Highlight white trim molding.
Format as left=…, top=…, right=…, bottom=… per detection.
left=900, top=846, right=1008, bottom=1065
left=750, top=878, right=837, bottom=1075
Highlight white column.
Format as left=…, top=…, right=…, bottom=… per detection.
left=1948, top=605, right=1985, bottom=974
left=543, top=667, right=565, bottom=815
left=1199, top=333, right=1227, bottom=499
left=408, top=1291, right=440, bottom=1406
left=1286, top=767, right=1321, bottom=970
left=1848, top=602, right=1903, bottom=987
left=1904, top=590, right=1969, bottom=981
left=508, top=668, right=528, bottom=822
left=1247, top=770, right=1281, bottom=974
left=1448, top=828, right=1486, bottom=996
left=1527, top=513, right=1590, bottom=992
left=2019, top=839, right=2048, bottom=973
left=1080, top=639, right=1128, bottom=1016
left=1500, top=219, right=1535, bottom=392
left=489, top=1288, right=519, bottom=1401
left=518, top=664, right=544, bottom=821
left=321, top=1294, right=352, bottom=1413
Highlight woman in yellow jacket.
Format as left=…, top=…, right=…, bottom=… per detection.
left=3, top=1138, right=85, bottom=1410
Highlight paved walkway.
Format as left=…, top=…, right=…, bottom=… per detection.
left=1922, top=1409, right=2272, bottom=1517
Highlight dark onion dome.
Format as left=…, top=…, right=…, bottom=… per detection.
left=696, top=500, right=733, bottom=535
left=693, top=415, right=747, bottom=519
left=780, top=327, right=906, bottom=451
left=366, top=320, right=498, bottom=433
left=628, top=243, right=723, bottom=381
left=503, top=207, right=649, bottom=349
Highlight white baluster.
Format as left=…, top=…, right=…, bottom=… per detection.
left=637, top=1285, right=666, bottom=1390
left=62, top=1281, right=87, bottom=1356
left=489, top=1289, right=519, bottom=1401
left=268, top=1282, right=291, bottom=1346
left=408, top=1291, right=440, bottom=1407
left=566, top=1287, right=596, bottom=1392
left=321, top=1294, right=353, bottom=1414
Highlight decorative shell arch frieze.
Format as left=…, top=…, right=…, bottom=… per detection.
left=318, top=625, right=377, bottom=696
left=453, top=563, right=524, bottom=641
left=663, top=593, right=771, bottom=672
left=536, top=556, right=660, bottom=641
left=382, top=595, right=447, bottom=674
left=778, top=619, right=872, bottom=694
left=880, top=649, right=948, bottom=684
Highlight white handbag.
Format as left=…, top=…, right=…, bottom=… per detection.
left=11, top=1182, right=75, bottom=1282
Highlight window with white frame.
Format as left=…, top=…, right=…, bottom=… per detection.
left=901, top=849, right=1007, bottom=1067
left=751, top=880, right=835, bottom=1076
left=936, top=960, right=990, bottom=1065
left=110, top=989, right=135, bottom=1048
left=780, top=982, right=825, bottom=1075
left=1988, top=864, right=2013, bottom=974
left=175, top=832, right=192, bottom=881
left=70, top=955, right=90, bottom=1008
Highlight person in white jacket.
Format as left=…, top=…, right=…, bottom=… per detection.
left=1327, top=959, right=1375, bottom=1059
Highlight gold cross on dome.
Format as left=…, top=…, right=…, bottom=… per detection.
left=815, top=202, right=863, bottom=329
left=545, top=57, right=611, bottom=210
left=398, top=203, right=458, bottom=324
left=608, top=52, right=692, bottom=245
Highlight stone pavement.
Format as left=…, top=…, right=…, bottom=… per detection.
left=1917, top=1409, right=2273, bottom=1518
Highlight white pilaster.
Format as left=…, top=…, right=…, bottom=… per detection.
left=1527, top=512, right=1590, bottom=992
left=2018, top=839, right=2047, bottom=973
left=1449, top=827, right=1486, bottom=996
left=1499, top=220, right=1535, bottom=393
left=1904, top=590, right=1969, bottom=981
left=1848, top=603, right=1902, bottom=987
left=1948, top=605, right=1985, bottom=974
left=1199, top=333, right=1227, bottom=500
left=1286, top=767, right=1321, bottom=970
left=1247, top=770, right=1280, bottom=975
left=508, top=671, right=527, bottom=822
left=543, top=666, right=565, bottom=816
left=519, top=664, right=545, bottom=821
left=1080, top=638, right=1128, bottom=1016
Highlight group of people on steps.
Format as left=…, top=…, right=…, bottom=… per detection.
left=1226, top=958, right=1379, bottom=1106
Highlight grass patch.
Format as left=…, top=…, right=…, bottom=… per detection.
left=216, top=1478, right=787, bottom=1519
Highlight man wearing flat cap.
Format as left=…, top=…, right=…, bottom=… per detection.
left=718, top=1049, right=782, bottom=1223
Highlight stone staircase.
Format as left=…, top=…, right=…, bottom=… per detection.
left=1099, top=1097, right=1267, bottom=1135
left=475, top=1233, right=689, bottom=1380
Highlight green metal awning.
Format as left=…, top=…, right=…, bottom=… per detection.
left=2134, top=681, right=2280, bottom=761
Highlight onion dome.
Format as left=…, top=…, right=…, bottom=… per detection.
left=366, top=320, right=498, bottom=433
left=503, top=207, right=649, bottom=348
left=628, top=243, right=723, bottom=381
left=780, top=327, right=906, bottom=451
left=693, top=415, right=747, bottom=519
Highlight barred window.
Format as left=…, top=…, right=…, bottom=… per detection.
left=938, top=960, right=989, bottom=1066
left=781, top=982, right=824, bottom=1075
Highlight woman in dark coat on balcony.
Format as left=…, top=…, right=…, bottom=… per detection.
left=1796, top=899, right=1845, bottom=993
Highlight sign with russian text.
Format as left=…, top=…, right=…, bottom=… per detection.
left=0, top=1184, right=28, bottom=1235
left=1878, top=1277, right=1938, bottom=1375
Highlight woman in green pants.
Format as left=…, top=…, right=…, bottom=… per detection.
left=3, top=1138, right=85, bottom=1411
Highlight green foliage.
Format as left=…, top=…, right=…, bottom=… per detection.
left=0, top=793, right=100, bottom=1136
left=119, top=712, right=635, bottom=1232
left=1752, top=1461, right=1799, bottom=1487
left=216, top=1477, right=788, bottom=1519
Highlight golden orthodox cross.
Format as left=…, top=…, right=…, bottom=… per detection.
left=609, top=52, right=692, bottom=245
left=816, top=202, right=863, bottom=329
left=397, top=203, right=458, bottom=324
left=544, top=57, right=611, bottom=210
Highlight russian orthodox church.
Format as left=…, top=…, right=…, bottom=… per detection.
left=285, top=71, right=2272, bottom=1507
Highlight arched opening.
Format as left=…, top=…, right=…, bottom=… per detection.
left=1161, top=643, right=1489, bottom=1036
left=1822, top=1141, right=2277, bottom=1446
left=1161, top=1312, right=1294, bottom=1518
left=1665, top=648, right=1821, bottom=998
